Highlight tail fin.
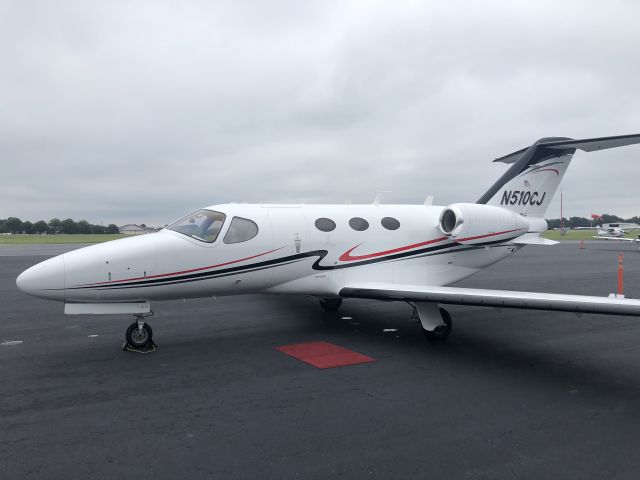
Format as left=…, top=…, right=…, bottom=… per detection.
left=477, top=134, right=640, bottom=217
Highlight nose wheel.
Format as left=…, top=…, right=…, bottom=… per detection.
left=124, top=313, right=156, bottom=351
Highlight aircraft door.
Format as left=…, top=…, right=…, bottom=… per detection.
left=268, top=208, right=310, bottom=285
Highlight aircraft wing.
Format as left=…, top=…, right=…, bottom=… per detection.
left=592, top=236, right=638, bottom=242
left=340, top=283, right=640, bottom=316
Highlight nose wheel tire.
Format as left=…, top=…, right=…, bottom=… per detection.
left=320, top=298, right=343, bottom=312
left=423, top=308, right=452, bottom=341
left=125, top=322, right=154, bottom=348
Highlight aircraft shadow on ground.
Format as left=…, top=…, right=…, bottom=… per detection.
left=51, top=294, right=640, bottom=400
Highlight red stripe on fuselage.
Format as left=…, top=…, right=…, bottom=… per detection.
left=339, top=228, right=526, bottom=262
left=529, top=168, right=560, bottom=176
left=338, top=237, right=449, bottom=262
left=455, top=227, right=526, bottom=242
left=75, top=247, right=284, bottom=287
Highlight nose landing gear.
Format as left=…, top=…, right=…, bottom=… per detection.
left=123, top=312, right=156, bottom=352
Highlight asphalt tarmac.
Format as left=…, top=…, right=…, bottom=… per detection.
left=3, top=241, right=640, bottom=479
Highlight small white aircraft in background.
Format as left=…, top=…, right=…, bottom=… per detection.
left=593, top=230, right=640, bottom=249
left=595, top=226, right=626, bottom=238
left=16, top=134, right=640, bottom=349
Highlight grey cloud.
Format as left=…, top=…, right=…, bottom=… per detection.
left=2, top=0, right=640, bottom=225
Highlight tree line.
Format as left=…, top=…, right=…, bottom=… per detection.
left=2, top=213, right=637, bottom=235
left=0, top=217, right=120, bottom=234
left=547, top=214, right=640, bottom=229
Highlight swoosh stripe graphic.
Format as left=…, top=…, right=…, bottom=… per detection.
left=338, top=237, right=449, bottom=262
left=527, top=168, right=559, bottom=176
left=516, top=160, right=566, bottom=178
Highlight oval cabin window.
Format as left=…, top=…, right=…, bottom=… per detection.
left=315, top=218, right=336, bottom=232
left=381, top=217, right=400, bottom=230
left=349, top=217, right=369, bottom=231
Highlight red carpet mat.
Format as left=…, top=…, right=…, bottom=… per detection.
left=276, top=341, right=376, bottom=369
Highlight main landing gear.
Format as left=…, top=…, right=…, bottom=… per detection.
left=123, top=313, right=156, bottom=352
left=319, top=297, right=343, bottom=312
left=410, top=302, right=453, bottom=341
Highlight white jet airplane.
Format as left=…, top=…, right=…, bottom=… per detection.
left=16, top=134, right=640, bottom=349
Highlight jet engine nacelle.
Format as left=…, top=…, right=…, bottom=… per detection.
left=438, top=203, right=531, bottom=244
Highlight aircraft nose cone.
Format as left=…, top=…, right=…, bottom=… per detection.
left=16, top=254, right=66, bottom=301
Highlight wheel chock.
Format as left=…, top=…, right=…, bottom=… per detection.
left=121, top=340, right=157, bottom=354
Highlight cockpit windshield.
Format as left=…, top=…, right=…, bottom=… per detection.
left=166, top=209, right=226, bottom=243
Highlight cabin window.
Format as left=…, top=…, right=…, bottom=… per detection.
left=381, top=217, right=400, bottom=230
left=315, top=218, right=336, bottom=232
left=223, top=217, right=259, bottom=244
left=167, top=209, right=226, bottom=243
left=349, top=217, right=369, bottom=231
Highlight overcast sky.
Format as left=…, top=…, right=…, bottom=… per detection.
left=2, top=0, right=639, bottom=226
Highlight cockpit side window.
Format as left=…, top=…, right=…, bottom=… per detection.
left=166, top=209, right=226, bottom=243
left=223, top=217, right=259, bottom=244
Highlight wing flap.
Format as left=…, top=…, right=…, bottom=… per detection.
left=340, top=284, right=640, bottom=316
left=512, top=233, right=558, bottom=246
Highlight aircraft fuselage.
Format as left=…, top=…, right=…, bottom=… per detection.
left=17, top=204, right=522, bottom=304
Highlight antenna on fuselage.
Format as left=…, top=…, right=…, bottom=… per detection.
left=373, top=191, right=391, bottom=205
left=423, top=195, right=434, bottom=206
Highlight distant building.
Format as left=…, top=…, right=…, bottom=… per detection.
left=604, top=223, right=640, bottom=230
left=119, top=224, right=152, bottom=235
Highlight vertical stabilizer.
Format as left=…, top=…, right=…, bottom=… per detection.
left=478, top=134, right=640, bottom=218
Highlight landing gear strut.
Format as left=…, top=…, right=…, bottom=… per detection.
left=319, top=297, right=343, bottom=312
left=410, top=302, right=453, bottom=341
left=124, top=313, right=155, bottom=351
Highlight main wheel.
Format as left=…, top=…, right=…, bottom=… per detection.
left=423, top=308, right=452, bottom=341
left=319, top=298, right=343, bottom=312
left=125, top=322, right=154, bottom=348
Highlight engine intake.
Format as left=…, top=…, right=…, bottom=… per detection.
left=438, top=203, right=531, bottom=244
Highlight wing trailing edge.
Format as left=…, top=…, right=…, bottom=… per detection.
left=340, top=283, right=640, bottom=316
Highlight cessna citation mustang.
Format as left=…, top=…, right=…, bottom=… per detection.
left=16, top=134, right=640, bottom=349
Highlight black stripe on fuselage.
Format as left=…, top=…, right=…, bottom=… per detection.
left=68, top=235, right=521, bottom=291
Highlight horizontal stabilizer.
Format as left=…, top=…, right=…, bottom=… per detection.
left=340, top=283, right=640, bottom=316
left=494, top=133, right=640, bottom=164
